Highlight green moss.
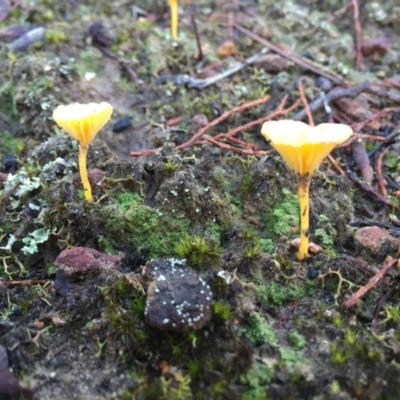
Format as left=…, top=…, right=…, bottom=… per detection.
left=164, top=158, right=179, bottom=172
left=46, top=29, right=68, bottom=44
left=160, top=374, right=192, bottom=400
left=240, top=312, right=277, bottom=346
left=240, top=176, right=254, bottom=194
left=103, top=279, right=148, bottom=349
left=330, top=342, right=350, bottom=364
left=0, top=131, right=25, bottom=156
left=243, top=243, right=261, bottom=259
left=288, top=330, right=306, bottom=350
left=263, top=188, right=299, bottom=239
left=314, top=214, right=337, bottom=256
left=279, top=347, right=300, bottom=364
left=174, top=234, right=221, bottom=268
left=102, top=202, right=191, bottom=259
left=256, top=280, right=315, bottom=306
left=240, top=364, right=273, bottom=400
left=98, top=235, right=116, bottom=255
left=115, top=191, right=143, bottom=210
left=333, top=312, right=344, bottom=327
left=97, top=189, right=196, bottom=257
left=259, top=238, right=274, bottom=254
left=212, top=301, right=231, bottom=321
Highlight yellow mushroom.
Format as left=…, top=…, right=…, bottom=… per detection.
left=261, top=120, right=353, bottom=260
left=168, top=0, right=178, bottom=40
left=52, top=102, right=113, bottom=201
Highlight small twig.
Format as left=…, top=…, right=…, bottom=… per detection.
left=191, top=13, right=203, bottom=60
left=131, top=94, right=271, bottom=156
left=93, top=45, right=138, bottom=82
left=156, top=47, right=269, bottom=90
left=367, top=127, right=399, bottom=158
left=352, top=107, right=400, bottom=132
left=352, top=139, right=373, bottom=184
left=189, top=48, right=268, bottom=89
left=293, top=81, right=371, bottom=121
left=375, top=147, right=389, bottom=197
left=345, top=166, right=399, bottom=209
left=272, top=299, right=301, bottom=328
left=327, top=154, right=346, bottom=176
left=234, top=23, right=345, bottom=85
left=298, top=81, right=314, bottom=126
left=349, top=220, right=400, bottom=230
left=371, top=288, right=395, bottom=332
left=177, top=94, right=271, bottom=150
left=0, top=279, right=48, bottom=286
left=203, top=137, right=263, bottom=155
left=212, top=96, right=301, bottom=141
left=351, top=0, right=364, bottom=70
left=199, top=96, right=302, bottom=154
left=343, top=258, right=398, bottom=309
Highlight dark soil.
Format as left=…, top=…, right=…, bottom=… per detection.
left=0, top=1, right=400, bottom=399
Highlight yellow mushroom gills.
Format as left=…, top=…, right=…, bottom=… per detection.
left=52, top=102, right=113, bottom=201
left=261, top=120, right=353, bottom=260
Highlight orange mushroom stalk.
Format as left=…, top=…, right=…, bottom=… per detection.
left=261, top=120, right=353, bottom=260
left=52, top=102, right=113, bottom=201
left=168, top=0, right=178, bottom=40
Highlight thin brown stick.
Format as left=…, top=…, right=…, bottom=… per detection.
left=293, top=81, right=371, bottom=121
left=203, top=137, right=263, bottom=155
left=202, top=96, right=302, bottom=154
left=327, top=154, right=345, bottom=176
left=191, top=13, right=203, bottom=60
left=352, top=139, right=373, bottom=184
left=177, top=94, right=270, bottom=150
left=346, top=167, right=399, bottom=209
left=351, top=0, right=364, bottom=70
left=352, top=107, right=400, bottom=132
left=212, top=96, right=301, bottom=142
left=298, top=81, right=314, bottom=126
left=0, top=279, right=48, bottom=286
left=234, top=23, right=345, bottom=85
left=375, top=148, right=389, bottom=197
left=343, top=258, right=398, bottom=309
left=130, top=95, right=271, bottom=157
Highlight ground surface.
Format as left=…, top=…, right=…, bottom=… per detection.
left=0, top=1, right=400, bottom=399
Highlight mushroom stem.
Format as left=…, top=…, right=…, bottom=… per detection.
left=297, top=174, right=312, bottom=261
left=79, top=143, right=92, bottom=201
left=169, top=0, right=178, bottom=40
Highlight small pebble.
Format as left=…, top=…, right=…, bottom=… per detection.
left=112, top=117, right=133, bottom=133
left=3, top=155, right=18, bottom=173
left=216, top=39, right=236, bottom=59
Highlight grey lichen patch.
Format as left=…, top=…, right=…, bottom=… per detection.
left=144, top=257, right=212, bottom=332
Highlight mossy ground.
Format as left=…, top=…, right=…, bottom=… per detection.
left=1, top=1, right=400, bottom=399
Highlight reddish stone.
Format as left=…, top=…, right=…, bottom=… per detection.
left=354, top=226, right=399, bottom=257
left=54, top=247, right=120, bottom=276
